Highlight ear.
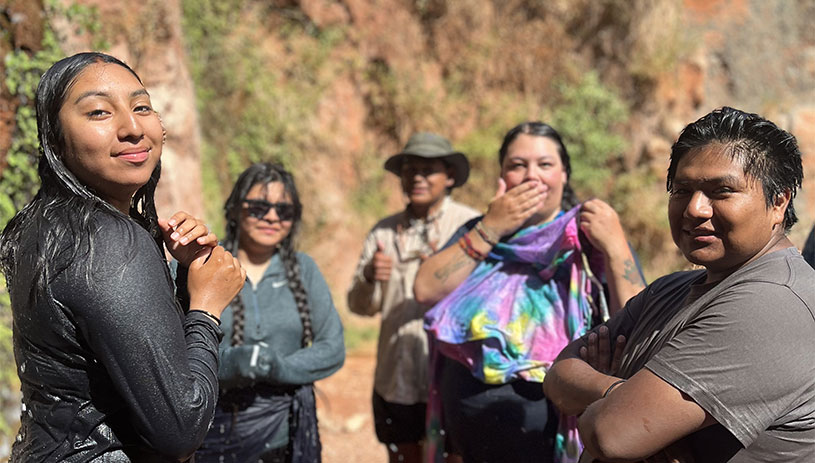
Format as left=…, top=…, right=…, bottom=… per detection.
left=445, top=167, right=456, bottom=188
left=771, top=189, right=792, bottom=227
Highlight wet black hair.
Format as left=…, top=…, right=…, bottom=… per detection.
left=667, top=106, right=802, bottom=232
left=0, top=52, right=162, bottom=298
left=222, top=162, right=313, bottom=347
left=498, top=121, right=579, bottom=210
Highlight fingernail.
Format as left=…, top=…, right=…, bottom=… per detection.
left=171, top=232, right=179, bottom=240
left=180, top=237, right=189, bottom=245
left=168, top=219, right=177, bottom=227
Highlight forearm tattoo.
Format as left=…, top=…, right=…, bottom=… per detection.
left=433, top=252, right=472, bottom=283
left=623, top=259, right=645, bottom=287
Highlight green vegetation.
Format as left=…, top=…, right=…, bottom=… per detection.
left=343, top=322, right=378, bottom=353
left=1, top=29, right=60, bottom=229
left=181, top=0, right=349, bottom=234
left=551, top=72, right=629, bottom=198
left=1, top=0, right=108, bottom=441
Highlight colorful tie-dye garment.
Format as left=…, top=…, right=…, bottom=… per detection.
left=424, top=205, right=604, bottom=463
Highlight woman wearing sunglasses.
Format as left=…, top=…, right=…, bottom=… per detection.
left=196, top=162, right=345, bottom=463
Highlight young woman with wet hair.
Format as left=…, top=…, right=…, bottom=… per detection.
left=196, top=162, right=345, bottom=463
left=0, top=52, right=246, bottom=461
left=414, top=121, right=645, bottom=463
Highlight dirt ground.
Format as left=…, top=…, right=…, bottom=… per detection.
left=316, top=348, right=387, bottom=463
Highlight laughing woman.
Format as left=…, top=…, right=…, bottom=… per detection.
left=196, top=163, right=345, bottom=463
left=414, top=121, right=645, bottom=463
left=0, top=52, right=246, bottom=462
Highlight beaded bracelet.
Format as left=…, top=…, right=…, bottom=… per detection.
left=463, top=232, right=487, bottom=260
left=474, top=220, right=498, bottom=247
left=189, top=309, right=222, bottom=326
left=458, top=235, right=486, bottom=261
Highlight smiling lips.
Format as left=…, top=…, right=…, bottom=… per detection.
left=257, top=226, right=282, bottom=235
left=114, top=147, right=150, bottom=163
left=685, top=227, right=717, bottom=242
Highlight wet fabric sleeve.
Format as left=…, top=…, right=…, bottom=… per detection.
left=347, top=228, right=383, bottom=316
left=57, top=221, right=223, bottom=458
left=646, top=282, right=815, bottom=448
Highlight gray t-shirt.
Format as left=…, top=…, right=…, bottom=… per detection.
left=600, top=247, right=815, bottom=462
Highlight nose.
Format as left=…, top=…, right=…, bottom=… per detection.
left=117, top=111, right=144, bottom=142
left=524, top=163, right=541, bottom=183
left=685, top=191, right=713, bottom=219
left=262, top=207, right=280, bottom=223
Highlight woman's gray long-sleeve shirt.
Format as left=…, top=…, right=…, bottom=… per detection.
left=213, top=251, right=345, bottom=448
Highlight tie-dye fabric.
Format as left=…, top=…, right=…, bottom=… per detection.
left=424, top=205, right=604, bottom=463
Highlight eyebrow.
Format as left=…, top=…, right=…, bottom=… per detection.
left=673, top=174, right=743, bottom=185
left=74, top=88, right=149, bottom=104
left=507, top=153, right=557, bottom=161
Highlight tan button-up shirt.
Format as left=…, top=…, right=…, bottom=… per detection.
left=347, top=197, right=479, bottom=405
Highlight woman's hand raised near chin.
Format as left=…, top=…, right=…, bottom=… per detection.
left=480, top=179, right=545, bottom=239
left=159, top=211, right=218, bottom=267
left=187, top=246, right=246, bottom=319
left=578, top=199, right=628, bottom=256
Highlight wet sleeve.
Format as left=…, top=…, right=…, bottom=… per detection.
left=646, top=282, right=815, bottom=448
left=59, top=222, right=222, bottom=459
left=258, top=254, right=345, bottom=385
left=347, top=229, right=383, bottom=316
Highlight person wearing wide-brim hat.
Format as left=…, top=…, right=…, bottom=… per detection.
left=348, top=132, right=479, bottom=463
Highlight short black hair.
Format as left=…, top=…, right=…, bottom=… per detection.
left=667, top=107, right=802, bottom=231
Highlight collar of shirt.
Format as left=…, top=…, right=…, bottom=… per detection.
left=394, top=196, right=450, bottom=262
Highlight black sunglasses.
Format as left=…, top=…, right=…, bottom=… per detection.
left=244, top=199, right=296, bottom=221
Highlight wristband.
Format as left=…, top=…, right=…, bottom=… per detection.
left=602, top=379, right=626, bottom=398
left=189, top=309, right=222, bottom=326
left=474, top=221, right=498, bottom=247
left=458, top=235, right=486, bottom=261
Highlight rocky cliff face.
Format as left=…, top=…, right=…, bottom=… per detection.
left=2, top=0, right=814, bottom=291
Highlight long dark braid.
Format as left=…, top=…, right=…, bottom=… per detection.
left=222, top=163, right=312, bottom=347
left=278, top=241, right=313, bottom=346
